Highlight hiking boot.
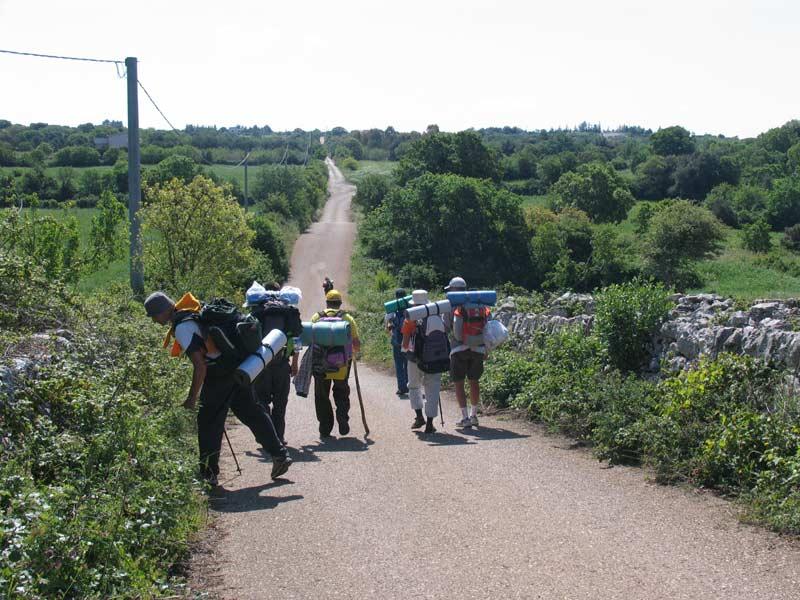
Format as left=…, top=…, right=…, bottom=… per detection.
left=339, top=421, right=350, bottom=436
left=470, top=414, right=479, bottom=427
left=271, top=455, right=293, bottom=479
left=456, top=417, right=472, bottom=428
left=424, top=421, right=436, bottom=434
left=411, top=415, right=425, bottom=429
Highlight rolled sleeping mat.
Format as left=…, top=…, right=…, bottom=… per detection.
left=446, top=290, right=497, bottom=307
left=299, top=320, right=352, bottom=347
left=384, top=295, right=413, bottom=314
left=405, top=299, right=452, bottom=321
left=234, top=329, right=288, bottom=386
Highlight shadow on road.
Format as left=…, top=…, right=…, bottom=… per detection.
left=457, top=426, right=530, bottom=441
left=300, top=436, right=375, bottom=455
left=414, top=431, right=476, bottom=446
left=211, top=480, right=303, bottom=513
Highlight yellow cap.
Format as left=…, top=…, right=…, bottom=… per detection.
left=326, top=289, right=343, bottom=303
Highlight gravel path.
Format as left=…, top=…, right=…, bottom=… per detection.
left=189, top=160, right=800, bottom=599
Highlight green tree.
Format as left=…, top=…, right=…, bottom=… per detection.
left=651, top=126, right=695, bottom=156
left=766, top=175, right=800, bottom=230
left=642, top=200, right=724, bottom=288
left=353, top=173, right=391, bottom=212
left=144, top=154, right=203, bottom=186
left=248, top=213, right=290, bottom=281
left=361, top=173, right=529, bottom=286
left=634, top=155, right=673, bottom=200
left=550, top=161, right=635, bottom=223
left=740, top=218, right=772, bottom=253
left=88, top=190, right=127, bottom=269
left=141, top=176, right=267, bottom=297
left=395, top=131, right=501, bottom=184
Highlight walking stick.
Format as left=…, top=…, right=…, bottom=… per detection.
left=223, top=427, right=242, bottom=474
left=438, top=393, right=444, bottom=428
left=352, top=358, right=370, bottom=436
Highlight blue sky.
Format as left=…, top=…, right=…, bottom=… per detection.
left=1, top=0, right=798, bottom=137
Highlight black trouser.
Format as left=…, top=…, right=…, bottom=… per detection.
left=198, top=374, right=287, bottom=479
left=253, top=359, right=291, bottom=441
left=313, top=364, right=351, bottom=436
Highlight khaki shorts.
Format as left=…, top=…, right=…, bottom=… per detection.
left=450, top=350, right=485, bottom=382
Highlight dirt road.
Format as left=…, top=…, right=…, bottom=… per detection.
left=191, top=160, right=800, bottom=599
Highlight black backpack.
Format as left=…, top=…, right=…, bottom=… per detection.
left=174, top=298, right=262, bottom=372
left=249, top=297, right=303, bottom=338
left=413, top=317, right=451, bottom=374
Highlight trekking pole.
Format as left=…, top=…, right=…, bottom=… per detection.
left=438, top=394, right=444, bottom=428
left=223, top=427, right=242, bottom=474
left=352, top=358, right=370, bottom=436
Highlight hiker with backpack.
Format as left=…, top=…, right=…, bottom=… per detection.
left=401, top=289, right=450, bottom=434
left=386, top=288, right=410, bottom=398
left=246, top=282, right=303, bottom=446
left=310, top=289, right=360, bottom=438
left=444, top=277, right=490, bottom=428
left=145, top=291, right=292, bottom=486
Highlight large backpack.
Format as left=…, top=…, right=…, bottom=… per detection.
left=249, top=297, right=302, bottom=360
left=455, top=304, right=490, bottom=348
left=174, top=298, right=262, bottom=373
left=311, top=310, right=353, bottom=375
left=413, top=317, right=451, bottom=374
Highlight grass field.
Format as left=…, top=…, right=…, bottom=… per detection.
left=520, top=195, right=548, bottom=208
left=14, top=207, right=130, bottom=293
left=340, top=160, right=396, bottom=185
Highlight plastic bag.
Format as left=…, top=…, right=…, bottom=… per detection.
left=279, top=285, right=302, bottom=306
left=483, top=319, right=509, bottom=351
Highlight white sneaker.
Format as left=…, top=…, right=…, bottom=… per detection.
left=456, top=417, right=472, bottom=428
left=470, top=414, right=479, bottom=427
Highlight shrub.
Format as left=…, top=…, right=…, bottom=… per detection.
left=642, top=200, right=724, bottom=288
left=644, top=354, right=781, bottom=483
left=248, top=213, right=290, bottom=281
left=353, top=173, right=391, bottom=212
left=591, top=373, right=660, bottom=464
left=341, top=156, right=358, bottom=171
left=549, top=161, right=635, bottom=223
left=0, top=291, right=203, bottom=597
left=482, top=349, right=540, bottom=408
left=741, top=218, right=772, bottom=253
left=781, top=223, right=800, bottom=252
left=141, top=175, right=262, bottom=298
left=594, top=279, right=672, bottom=371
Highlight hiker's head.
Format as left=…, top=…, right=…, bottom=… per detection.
left=445, top=276, right=467, bottom=292
left=325, top=289, right=343, bottom=308
left=144, top=291, right=175, bottom=325
left=266, top=281, right=281, bottom=291
left=411, top=289, right=429, bottom=306
left=395, top=288, right=407, bottom=299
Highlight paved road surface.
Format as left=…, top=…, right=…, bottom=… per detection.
left=189, top=160, right=800, bottom=599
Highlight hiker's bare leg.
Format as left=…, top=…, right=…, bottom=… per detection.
left=455, top=380, right=467, bottom=408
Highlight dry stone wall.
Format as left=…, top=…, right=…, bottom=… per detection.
left=496, top=292, right=800, bottom=373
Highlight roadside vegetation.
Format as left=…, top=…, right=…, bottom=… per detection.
left=1, top=141, right=328, bottom=596
left=344, top=125, right=800, bottom=534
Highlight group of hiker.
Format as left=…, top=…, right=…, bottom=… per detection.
left=385, top=276, right=496, bottom=434
left=145, top=274, right=505, bottom=487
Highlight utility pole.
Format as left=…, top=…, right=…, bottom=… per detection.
left=126, top=56, right=144, bottom=297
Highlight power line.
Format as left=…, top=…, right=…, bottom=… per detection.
left=0, top=48, right=122, bottom=64
left=137, top=79, right=178, bottom=132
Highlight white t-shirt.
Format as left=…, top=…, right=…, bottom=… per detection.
left=175, top=320, right=221, bottom=359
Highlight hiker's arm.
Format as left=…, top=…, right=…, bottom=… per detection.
left=184, top=349, right=206, bottom=409
left=353, top=336, right=361, bottom=354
